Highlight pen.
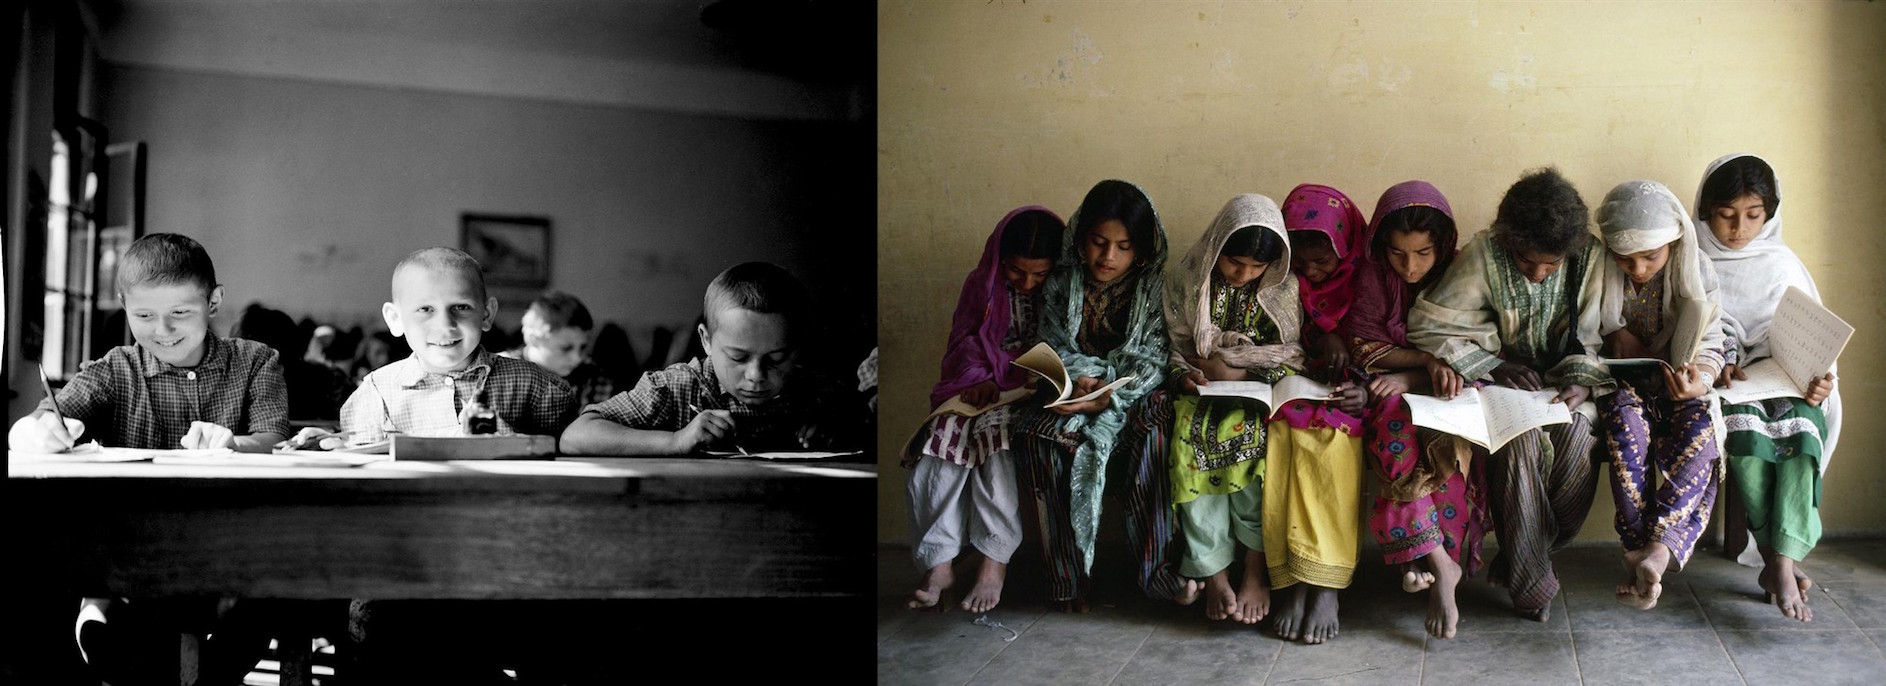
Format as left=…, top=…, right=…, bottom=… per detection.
left=38, top=364, right=72, bottom=446
left=688, top=403, right=750, bottom=455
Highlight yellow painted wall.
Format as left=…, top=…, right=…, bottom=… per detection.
left=878, top=2, right=1886, bottom=545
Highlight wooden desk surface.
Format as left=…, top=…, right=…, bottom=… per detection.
left=7, top=454, right=875, bottom=601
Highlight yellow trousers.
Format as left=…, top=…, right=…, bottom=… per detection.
left=1262, top=421, right=1363, bottom=589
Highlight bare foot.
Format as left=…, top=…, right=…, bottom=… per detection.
left=1424, top=552, right=1462, bottom=639
left=1204, top=571, right=1238, bottom=621
left=1759, top=554, right=1812, bottom=622
left=1301, top=586, right=1341, bottom=644
left=1401, top=563, right=1435, bottom=593
left=959, top=557, right=1007, bottom=613
left=1614, top=543, right=1669, bottom=611
left=1520, top=604, right=1550, bottom=622
left=1234, top=550, right=1271, bottom=625
left=1273, top=584, right=1308, bottom=640
left=1794, top=564, right=1814, bottom=598
left=908, top=561, right=953, bottom=610
left=1055, top=598, right=1090, bottom=614
left=1174, top=577, right=1204, bottom=606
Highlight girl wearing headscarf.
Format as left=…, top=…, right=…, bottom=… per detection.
left=1261, top=184, right=1370, bottom=644
left=1014, top=180, right=1170, bottom=611
left=1592, top=180, right=1726, bottom=612
left=904, top=206, right=1064, bottom=613
left=1695, top=154, right=1841, bottom=623
left=1159, top=194, right=1301, bottom=626
left=1408, top=167, right=1610, bottom=622
left=1345, top=181, right=1484, bottom=639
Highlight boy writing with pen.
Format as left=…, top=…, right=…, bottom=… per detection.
left=560, top=261, right=851, bottom=455
left=6, top=233, right=290, bottom=684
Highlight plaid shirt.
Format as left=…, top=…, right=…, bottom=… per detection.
left=498, top=348, right=618, bottom=407
left=340, top=348, right=576, bottom=441
left=37, top=334, right=291, bottom=449
left=582, top=357, right=843, bottom=451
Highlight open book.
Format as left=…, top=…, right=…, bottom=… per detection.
left=1718, top=285, right=1853, bottom=404
left=925, top=386, right=1036, bottom=420
left=1400, top=386, right=1573, bottom=452
left=1193, top=376, right=1339, bottom=418
left=1010, top=342, right=1137, bottom=408
left=1601, top=298, right=1719, bottom=374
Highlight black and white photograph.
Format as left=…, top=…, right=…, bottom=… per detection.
left=4, top=1, right=874, bottom=683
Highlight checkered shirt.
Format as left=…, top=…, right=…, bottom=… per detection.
left=36, top=334, right=292, bottom=449
left=340, top=348, right=577, bottom=442
left=581, top=357, right=837, bottom=451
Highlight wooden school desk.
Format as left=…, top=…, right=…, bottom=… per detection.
left=6, top=453, right=875, bottom=682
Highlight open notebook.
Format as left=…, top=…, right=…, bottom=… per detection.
left=1718, top=285, right=1853, bottom=404
left=1400, top=386, right=1573, bottom=453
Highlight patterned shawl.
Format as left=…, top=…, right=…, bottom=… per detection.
left=930, top=205, right=1062, bottom=408
left=1594, top=180, right=1725, bottom=374
left=1282, top=184, right=1370, bottom=333
left=1407, top=232, right=1610, bottom=395
left=1039, top=180, right=1169, bottom=573
left=1164, top=193, right=1304, bottom=375
left=1345, top=181, right=1457, bottom=370
left=1693, top=153, right=1841, bottom=469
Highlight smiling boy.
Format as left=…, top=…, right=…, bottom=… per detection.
left=560, top=261, right=844, bottom=455
left=322, top=247, right=576, bottom=443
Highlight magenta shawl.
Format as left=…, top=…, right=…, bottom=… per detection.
left=929, top=206, right=1062, bottom=408
left=1344, top=181, right=1456, bottom=369
left=1282, top=184, right=1370, bottom=333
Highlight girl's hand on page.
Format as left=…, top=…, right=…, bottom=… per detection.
left=961, top=381, right=1000, bottom=408
left=1550, top=384, right=1590, bottom=408
left=1804, top=373, right=1835, bottom=407
left=1662, top=364, right=1710, bottom=401
left=1426, top=360, right=1464, bottom=399
left=1491, top=362, right=1543, bottom=391
left=1716, top=363, right=1745, bottom=389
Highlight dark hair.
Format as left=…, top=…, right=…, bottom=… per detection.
left=1073, top=180, right=1158, bottom=265
left=1493, top=167, right=1590, bottom=256
left=1699, top=156, right=1779, bottom=218
left=1373, top=205, right=1458, bottom=292
left=1220, top=226, right=1285, bottom=263
left=702, top=261, right=810, bottom=337
left=116, top=233, right=217, bottom=296
left=392, top=247, right=487, bottom=301
left=525, top=291, right=595, bottom=332
left=230, top=303, right=303, bottom=358
left=998, top=209, right=1065, bottom=261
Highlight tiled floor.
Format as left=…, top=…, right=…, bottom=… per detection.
left=878, top=539, right=1886, bottom=685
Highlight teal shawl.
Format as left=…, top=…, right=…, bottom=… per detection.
left=1039, top=180, right=1170, bottom=573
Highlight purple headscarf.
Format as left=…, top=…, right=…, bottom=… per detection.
left=930, top=206, right=1063, bottom=408
left=1345, top=181, right=1456, bottom=368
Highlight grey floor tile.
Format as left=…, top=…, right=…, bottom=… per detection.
left=880, top=595, right=918, bottom=645
left=877, top=608, right=1039, bottom=686
left=1265, top=629, right=1425, bottom=686
left=1570, top=630, right=1741, bottom=685
left=1694, top=581, right=1856, bottom=630
left=1562, top=578, right=1709, bottom=631
left=1718, top=630, right=1886, bottom=685
left=1420, top=631, right=1579, bottom=686
left=972, top=605, right=1155, bottom=685
left=1111, top=620, right=1277, bottom=686
left=1448, top=579, right=1570, bottom=633
left=1820, top=583, right=1886, bottom=629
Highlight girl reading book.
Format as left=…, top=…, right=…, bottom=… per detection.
left=1014, top=180, right=1170, bottom=611
left=904, top=206, right=1063, bottom=613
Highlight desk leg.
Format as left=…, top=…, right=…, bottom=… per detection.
left=1723, top=466, right=1749, bottom=559
left=177, top=632, right=198, bottom=686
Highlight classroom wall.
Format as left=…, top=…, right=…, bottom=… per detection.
left=878, top=3, right=1886, bottom=545
left=96, top=64, right=871, bottom=367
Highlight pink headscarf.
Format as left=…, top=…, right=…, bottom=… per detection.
left=1345, top=181, right=1456, bottom=366
left=1282, top=183, right=1370, bottom=333
left=930, top=206, right=1063, bottom=408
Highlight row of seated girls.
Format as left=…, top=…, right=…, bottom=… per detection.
left=903, top=153, right=1841, bottom=642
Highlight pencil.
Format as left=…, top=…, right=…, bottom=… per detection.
left=688, top=403, right=750, bottom=455
left=38, top=364, right=66, bottom=427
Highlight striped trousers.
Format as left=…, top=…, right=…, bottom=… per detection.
left=1486, top=412, right=1598, bottom=613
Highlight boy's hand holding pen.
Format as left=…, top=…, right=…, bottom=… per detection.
left=683, top=404, right=744, bottom=455
left=9, top=365, right=87, bottom=453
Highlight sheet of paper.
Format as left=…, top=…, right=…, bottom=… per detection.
left=152, top=451, right=383, bottom=467
left=1271, top=375, right=1338, bottom=411
left=1044, top=376, right=1136, bottom=408
left=1009, top=343, right=1072, bottom=400
left=926, top=386, right=1035, bottom=420
left=1195, top=380, right=1274, bottom=403
left=1770, top=285, right=1853, bottom=389
left=1402, top=388, right=1492, bottom=449
left=1715, top=359, right=1805, bottom=404
left=703, top=450, right=865, bottom=460
left=1479, top=386, right=1574, bottom=452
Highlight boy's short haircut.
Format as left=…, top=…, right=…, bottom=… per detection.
left=701, top=262, right=809, bottom=338
left=525, top=291, right=595, bottom=332
left=1492, top=167, right=1590, bottom=257
left=392, top=247, right=487, bottom=300
left=117, top=233, right=217, bottom=296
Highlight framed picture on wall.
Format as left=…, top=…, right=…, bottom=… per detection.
left=461, top=213, right=551, bottom=288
